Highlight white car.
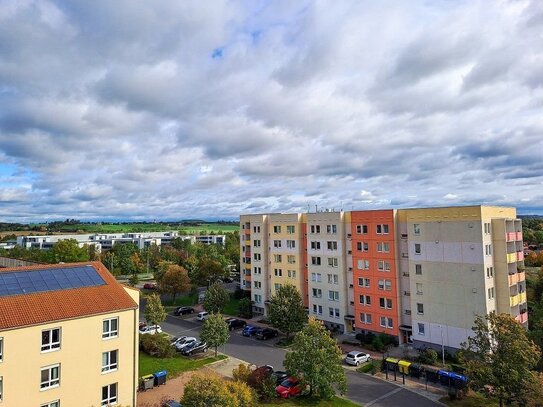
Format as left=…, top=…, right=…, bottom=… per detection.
left=197, top=311, right=209, bottom=321
left=175, top=337, right=197, bottom=352
left=139, top=324, right=162, bottom=335
left=345, top=351, right=371, bottom=366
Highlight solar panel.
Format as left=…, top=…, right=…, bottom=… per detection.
left=0, top=265, right=106, bottom=297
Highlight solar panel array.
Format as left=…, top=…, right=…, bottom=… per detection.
left=0, top=265, right=105, bottom=297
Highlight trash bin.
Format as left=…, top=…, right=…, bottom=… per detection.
left=153, top=370, right=167, bottom=386
left=141, top=374, right=155, bottom=391
left=398, top=360, right=411, bottom=375
left=425, top=367, right=439, bottom=383
left=409, top=363, right=423, bottom=378
left=385, top=357, right=400, bottom=372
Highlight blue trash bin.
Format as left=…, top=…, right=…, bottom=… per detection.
left=153, top=370, right=167, bottom=386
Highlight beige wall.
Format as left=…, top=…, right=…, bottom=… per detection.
left=0, top=306, right=138, bottom=407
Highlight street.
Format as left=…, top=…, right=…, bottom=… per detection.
left=143, top=307, right=441, bottom=407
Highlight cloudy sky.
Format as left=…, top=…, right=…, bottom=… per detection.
left=0, top=0, right=542, bottom=222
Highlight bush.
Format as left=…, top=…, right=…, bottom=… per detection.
left=259, top=375, right=277, bottom=401
left=357, top=360, right=381, bottom=374
left=232, top=363, right=253, bottom=383
left=371, top=336, right=385, bottom=352
left=356, top=331, right=376, bottom=345
left=225, top=380, right=257, bottom=407
left=238, top=297, right=253, bottom=318
left=247, top=366, right=276, bottom=400
left=139, top=334, right=176, bottom=358
left=419, top=348, right=438, bottom=365
left=378, top=333, right=398, bottom=347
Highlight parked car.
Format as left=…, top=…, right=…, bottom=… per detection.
left=344, top=351, right=371, bottom=366
left=162, top=400, right=183, bottom=407
left=139, top=325, right=162, bottom=335
left=170, top=336, right=188, bottom=346
left=225, top=318, right=247, bottom=331
left=242, top=325, right=259, bottom=337
left=197, top=311, right=209, bottom=321
left=271, top=371, right=289, bottom=385
left=276, top=377, right=302, bottom=399
left=174, top=306, right=195, bottom=316
left=143, top=283, right=157, bottom=290
left=139, top=322, right=147, bottom=330
left=255, top=328, right=278, bottom=340
left=181, top=340, right=209, bottom=356
left=175, top=337, right=197, bottom=352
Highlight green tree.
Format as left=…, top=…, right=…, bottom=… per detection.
left=268, top=284, right=307, bottom=339
left=238, top=297, right=253, bottom=318
left=460, top=313, right=541, bottom=407
left=158, top=264, right=191, bottom=303
left=203, top=283, right=230, bottom=313
left=200, top=313, right=229, bottom=357
left=51, top=239, right=89, bottom=263
left=144, top=293, right=166, bottom=326
left=182, top=373, right=238, bottom=407
left=284, top=317, right=347, bottom=399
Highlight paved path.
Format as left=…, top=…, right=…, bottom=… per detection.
left=147, top=310, right=444, bottom=407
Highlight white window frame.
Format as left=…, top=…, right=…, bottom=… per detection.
left=415, top=264, right=422, bottom=275
left=41, top=328, right=61, bottom=352
left=328, top=290, right=339, bottom=301
left=287, top=255, right=296, bottom=264
left=0, top=337, right=3, bottom=362
left=101, top=383, right=118, bottom=406
left=41, top=401, right=60, bottom=407
left=287, top=240, right=296, bottom=249
left=415, top=243, right=421, bottom=255
left=327, top=257, right=338, bottom=267
left=418, top=323, right=425, bottom=335
left=40, top=364, right=60, bottom=390
left=413, top=224, right=420, bottom=235
left=287, top=225, right=295, bottom=234
left=327, top=241, right=338, bottom=250
left=417, top=303, right=424, bottom=315
left=103, top=317, right=119, bottom=340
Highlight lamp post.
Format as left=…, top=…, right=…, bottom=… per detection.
left=438, top=324, right=445, bottom=367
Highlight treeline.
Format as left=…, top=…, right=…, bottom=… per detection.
left=522, top=216, right=543, bottom=245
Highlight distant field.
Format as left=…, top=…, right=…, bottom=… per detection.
left=4, top=222, right=239, bottom=236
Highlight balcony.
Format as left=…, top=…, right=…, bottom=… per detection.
left=506, top=253, right=517, bottom=263
left=508, top=273, right=519, bottom=285
left=510, top=294, right=520, bottom=307
left=506, top=232, right=516, bottom=242
left=519, top=292, right=527, bottom=304
left=516, top=231, right=523, bottom=241
left=515, top=313, right=528, bottom=324
left=516, top=251, right=524, bottom=261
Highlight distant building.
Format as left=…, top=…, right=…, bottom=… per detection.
left=14, top=231, right=226, bottom=252
left=0, top=261, right=139, bottom=406
left=240, top=205, right=527, bottom=351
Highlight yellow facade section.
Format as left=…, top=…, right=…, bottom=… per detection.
left=0, top=307, right=139, bottom=407
left=397, top=205, right=517, bottom=223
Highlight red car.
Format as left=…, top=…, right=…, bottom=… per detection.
left=275, top=377, right=302, bottom=399
left=143, top=283, right=156, bottom=290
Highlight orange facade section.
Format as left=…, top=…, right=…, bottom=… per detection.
left=351, top=210, right=399, bottom=337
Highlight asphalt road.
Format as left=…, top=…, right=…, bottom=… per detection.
left=144, top=310, right=440, bottom=407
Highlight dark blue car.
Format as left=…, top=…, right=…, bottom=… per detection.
left=242, top=325, right=259, bottom=337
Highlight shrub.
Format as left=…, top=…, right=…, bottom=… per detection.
left=259, top=375, right=277, bottom=401
left=247, top=366, right=276, bottom=400
left=356, top=331, right=376, bottom=345
left=233, top=287, right=250, bottom=300
left=371, top=336, right=385, bottom=352
left=378, top=333, right=398, bottom=347
left=357, top=360, right=381, bottom=374
left=139, top=334, right=175, bottom=358
left=419, top=348, right=438, bottom=365
left=238, top=297, right=253, bottom=318
left=225, top=380, right=257, bottom=407
left=232, top=363, right=253, bottom=383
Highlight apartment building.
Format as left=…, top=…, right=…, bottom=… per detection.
left=240, top=205, right=527, bottom=351
left=0, top=261, right=139, bottom=407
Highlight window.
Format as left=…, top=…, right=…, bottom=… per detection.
left=102, top=350, right=118, bottom=373
left=329, top=307, right=334, bottom=317
left=253, top=226, right=261, bottom=233
left=327, top=241, right=338, bottom=250
left=273, top=226, right=281, bottom=234
left=415, top=264, right=422, bottom=275
left=356, top=242, right=369, bottom=252
left=379, top=298, right=392, bottom=309
left=41, top=402, right=60, bottom=407
left=312, top=304, right=317, bottom=314
left=359, top=295, right=371, bottom=305
left=311, top=272, right=322, bottom=282
left=288, top=270, right=296, bottom=278
left=0, top=376, right=2, bottom=402
left=357, top=277, right=370, bottom=288
left=287, top=225, right=295, bottom=234
left=311, top=256, right=321, bottom=266
left=377, top=260, right=390, bottom=271
left=40, top=364, right=60, bottom=389
left=312, top=288, right=322, bottom=298
left=103, top=318, right=118, bottom=339
left=413, top=224, right=421, bottom=235
left=488, top=287, right=495, bottom=299
left=274, top=269, right=282, bottom=277
left=327, top=257, right=338, bottom=267
left=484, top=223, right=491, bottom=234
left=253, top=267, right=261, bottom=274
left=253, top=281, right=260, bottom=288
left=286, top=240, right=296, bottom=248
left=486, top=267, right=494, bottom=277
left=357, top=259, right=369, bottom=270
left=376, top=224, right=389, bottom=234
left=101, top=383, right=117, bottom=406
left=273, top=240, right=282, bottom=248
left=310, top=225, right=321, bottom=234
left=254, top=294, right=262, bottom=303
left=0, top=337, right=3, bottom=362
left=318, top=305, right=322, bottom=314
left=377, top=242, right=390, bottom=252
left=253, top=253, right=261, bottom=261
left=253, top=239, right=261, bottom=247
left=485, top=244, right=492, bottom=256
left=380, top=317, right=393, bottom=328
left=326, top=225, right=337, bottom=234
left=414, top=243, right=421, bottom=255
left=274, top=254, right=282, bottom=263
left=335, top=308, right=340, bottom=318
left=418, top=323, right=425, bottom=335
left=327, top=274, right=339, bottom=284
left=356, top=225, right=368, bottom=234
left=41, top=328, right=61, bottom=352
left=310, top=241, right=321, bottom=250
left=416, top=283, right=423, bottom=295
left=328, top=290, right=339, bottom=301
left=274, top=283, right=282, bottom=291
left=359, top=313, right=372, bottom=324
left=417, top=303, right=424, bottom=315
left=287, top=255, right=296, bottom=264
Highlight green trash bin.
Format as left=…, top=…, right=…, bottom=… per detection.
left=141, top=374, right=155, bottom=391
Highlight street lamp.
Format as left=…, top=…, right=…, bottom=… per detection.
left=438, top=324, right=445, bottom=367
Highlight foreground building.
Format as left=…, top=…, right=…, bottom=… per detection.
left=0, top=262, right=139, bottom=407
left=240, top=205, right=526, bottom=351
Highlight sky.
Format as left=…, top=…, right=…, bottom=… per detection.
left=0, top=0, right=542, bottom=222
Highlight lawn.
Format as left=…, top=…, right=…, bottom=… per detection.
left=440, top=392, right=499, bottom=407
left=162, top=293, right=198, bottom=307
left=260, top=396, right=360, bottom=406
left=222, top=296, right=241, bottom=316
left=139, top=351, right=227, bottom=378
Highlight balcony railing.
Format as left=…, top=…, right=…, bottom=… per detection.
left=516, top=251, right=524, bottom=261
left=510, top=294, right=520, bottom=307
left=515, top=313, right=528, bottom=324
left=506, top=232, right=516, bottom=242
left=506, top=253, right=517, bottom=263
left=516, top=231, right=523, bottom=241
left=508, top=273, right=519, bottom=286
left=519, top=292, right=527, bottom=304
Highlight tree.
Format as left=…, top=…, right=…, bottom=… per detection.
left=460, top=313, right=541, bottom=407
left=268, top=284, right=307, bottom=339
left=238, top=297, right=253, bottom=318
left=144, top=293, right=166, bottom=326
left=200, top=312, right=229, bottom=357
left=284, top=317, right=347, bottom=399
left=158, top=264, right=191, bottom=303
left=182, top=373, right=238, bottom=407
left=203, top=283, right=230, bottom=314
left=51, top=239, right=89, bottom=263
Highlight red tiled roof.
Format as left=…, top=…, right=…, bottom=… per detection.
left=0, top=261, right=138, bottom=331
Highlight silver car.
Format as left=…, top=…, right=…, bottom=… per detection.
left=345, top=351, right=371, bottom=366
